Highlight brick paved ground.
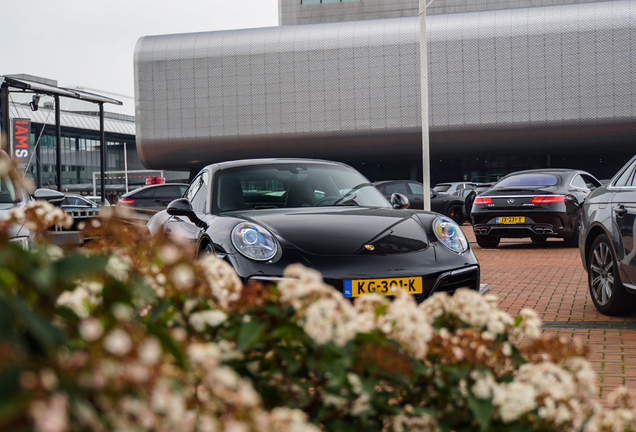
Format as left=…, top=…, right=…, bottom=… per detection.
left=462, top=225, right=636, bottom=401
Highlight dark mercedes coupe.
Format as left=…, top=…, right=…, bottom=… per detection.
left=471, top=169, right=601, bottom=248
left=147, top=159, right=481, bottom=302
left=579, top=155, right=636, bottom=316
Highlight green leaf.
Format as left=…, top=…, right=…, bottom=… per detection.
left=153, top=329, right=185, bottom=367
left=467, top=395, right=493, bottom=432
left=237, top=319, right=267, bottom=351
left=54, top=254, right=107, bottom=281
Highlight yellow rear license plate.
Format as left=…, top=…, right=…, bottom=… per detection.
left=497, top=216, right=525, bottom=224
left=344, top=277, right=423, bottom=298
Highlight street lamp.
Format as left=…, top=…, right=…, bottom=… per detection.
left=419, top=0, right=434, bottom=211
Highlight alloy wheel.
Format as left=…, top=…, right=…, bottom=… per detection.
left=589, top=241, right=614, bottom=306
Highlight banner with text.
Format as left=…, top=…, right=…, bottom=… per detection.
left=12, top=118, right=31, bottom=171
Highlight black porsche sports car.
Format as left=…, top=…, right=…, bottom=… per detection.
left=471, top=169, right=601, bottom=248
left=147, top=159, right=481, bottom=302
left=579, top=155, right=636, bottom=316
left=373, top=180, right=467, bottom=224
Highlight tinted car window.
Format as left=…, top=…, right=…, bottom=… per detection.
left=495, top=174, right=558, bottom=188
left=215, top=163, right=388, bottom=211
left=580, top=174, right=601, bottom=190
left=385, top=183, right=409, bottom=195
left=191, top=172, right=209, bottom=213
left=0, top=176, right=18, bottom=205
left=433, top=184, right=451, bottom=193
left=614, top=161, right=636, bottom=187
left=132, top=188, right=155, bottom=198
left=154, top=186, right=182, bottom=198
left=571, top=175, right=588, bottom=189
left=408, top=182, right=424, bottom=195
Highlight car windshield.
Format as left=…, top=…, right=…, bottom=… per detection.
left=0, top=176, right=19, bottom=209
left=495, top=173, right=559, bottom=188
left=215, top=163, right=390, bottom=211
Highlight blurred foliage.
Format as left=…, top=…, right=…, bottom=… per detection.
left=0, top=184, right=635, bottom=431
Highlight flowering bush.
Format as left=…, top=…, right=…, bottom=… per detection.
left=1, top=169, right=636, bottom=431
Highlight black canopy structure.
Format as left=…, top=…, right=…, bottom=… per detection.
left=0, top=75, right=122, bottom=202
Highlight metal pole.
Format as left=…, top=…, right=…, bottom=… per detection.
left=99, top=103, right=106, bottom=202
left=55, top=95, right=62, bottom=192
left=36, top=127, right=42, bottom=188
left=419, top=0, right=433, bottom=211
left=0, top=84, right=9, bottom=154
left=124, top=142, right=129, bottom=193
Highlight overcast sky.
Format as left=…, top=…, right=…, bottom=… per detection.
left=2, top=0, right=279, bottom=114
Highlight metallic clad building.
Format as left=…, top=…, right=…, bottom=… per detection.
left=279, top=0, right=617, bottom=25
left=134, top=0, right=635, bottom=181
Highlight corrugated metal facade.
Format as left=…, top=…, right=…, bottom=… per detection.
left=134, top=1, right=635, bottom=179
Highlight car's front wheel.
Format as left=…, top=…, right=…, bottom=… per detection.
left=588, top=234, right=636, bottom=315
left=476, top=235, right=500, bottom=248
left=447, top=204, right=466, bottom=225
left=198, top=241, right=216, bottom=259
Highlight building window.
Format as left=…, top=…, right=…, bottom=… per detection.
left=301, top=0, right=356, bottom=4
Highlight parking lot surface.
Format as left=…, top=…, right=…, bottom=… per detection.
left=463, top=225, right=636, bottom=401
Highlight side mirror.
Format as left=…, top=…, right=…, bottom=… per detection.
left=390, top=193, right=410, bottom=209
left=430, top=190, right=438, bottom=199
left=167, top=198, right=207, bottom=228
left=33, top=188, right=65, bottom=207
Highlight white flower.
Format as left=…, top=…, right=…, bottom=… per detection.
left=106, top=255, right=130, bottom=282
left=112, top=302, right=135, bottom=322
left=189, top=310, right=228, bottom=332
left=138, top=336, right=163, bottom=366
left=446, top=289, right=493, bottom=328
left=379, top=289, right=433, bottom=360
left=302, top=297, right=358, bottom=346
left=159, top=245, right=181, bottom=264
left=78, top=318, right=103, bottom=342
left=492, top=381, right=538, bottom=423
left=29, top=393, right=68, bottom=432
left=199, top=255, right=243, bottom=309
left=46, top=245, right=64, bottom=261
left=471, top=370, right=495, bottom=400
left=172, top=264, right=195, bottom=289
left=57, top=286, right=97, bottom=319
left=512, top=309, right=542, bottom=340
left=103, top=329, right=132, bottom=356
left=269, top=407, right=322, bottom=432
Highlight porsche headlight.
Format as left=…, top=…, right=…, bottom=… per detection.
left=433, top=216, right=468, bottom=253
left=231, top=222, right=277, bottom=261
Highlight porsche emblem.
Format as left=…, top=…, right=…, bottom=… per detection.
left=364, top=245, right=375, bottom=251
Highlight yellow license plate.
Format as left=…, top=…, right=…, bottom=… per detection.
left=497, top=216, right=525, bottom=224
left=344, top=277, right=423, bottom=298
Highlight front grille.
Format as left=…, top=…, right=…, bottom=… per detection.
left=431, top=267, right=480, bottom=295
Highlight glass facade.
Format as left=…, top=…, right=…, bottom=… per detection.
left=24, top=126, right=144, bottom=190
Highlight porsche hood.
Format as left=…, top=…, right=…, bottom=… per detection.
left=241, top=208, right=430, bottom=256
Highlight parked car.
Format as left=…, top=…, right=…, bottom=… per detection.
left=61, top=194, right=100, bottom=210
left=451, top=188, right=477, bottom=198
left=117, top=183, right=188, bottom=212
left=433, top=182, right=475, bottom=195
left=579, top=155, right=636, bottom=315
left=471, top=168, right=601, bottom=248
left=147, top=159, right=481, bottom=303
left=374, top=180, right=467, bottom=224
left=85, top=195, right=110, bottom=206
